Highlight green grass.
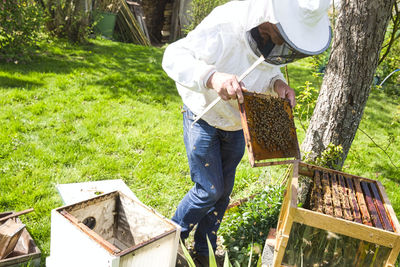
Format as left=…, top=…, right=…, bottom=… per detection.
left=346, top=89, right=400, bottom=215
left=0, top=38, right=399, bottom=265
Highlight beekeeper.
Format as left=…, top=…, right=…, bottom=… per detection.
left=162, top=0, right=331, bottom=263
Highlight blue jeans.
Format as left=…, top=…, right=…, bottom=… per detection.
left=172, top=106, right=245, bottom=255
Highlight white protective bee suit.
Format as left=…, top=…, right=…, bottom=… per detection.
left=162, top=0, right=286, bottom=131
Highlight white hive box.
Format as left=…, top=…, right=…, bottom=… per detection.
left=47, top=191, right=180, bottom=267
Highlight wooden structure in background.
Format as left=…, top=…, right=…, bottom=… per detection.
left=115, top=0, right=151, bottom=45
left=139, top=0, right=191, bottom=43
left=168, top=0, right=192, bottom=41
left=273, top=162, right=400, bottom=267
left=125, top=0, right=150, bottom=41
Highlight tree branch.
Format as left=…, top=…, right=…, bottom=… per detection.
left=359, top=128, right=398, bottom=169
left=379, top=1, right=400, bottom=65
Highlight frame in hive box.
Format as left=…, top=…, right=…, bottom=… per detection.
left=273, top=161, right=400, bottom=267
left=238, top=92, right=300, bottom=167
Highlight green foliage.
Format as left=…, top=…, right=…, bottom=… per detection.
left=180, top=235, right=263, bottom=267
left=207, top=236, right=219, bottom=267
left=293, top=81, right=319, bottom=132
left=94, top=0, right=121, bottom=13
left=180, top=240, right=196, bottom=267
left=220, top=184, right=284, bottom=266
left=395, top=104, right=400, bottom=125
left=0, top=0, right=45, bottom=61
left=309, top=48, right=330, bottom=77
left=180, top=236, right=232, bottom=267
left=184, top=0, right=229, bottom=33
left=376, top=1, right=400, bottom=96
left=44, top=0, right=91, bottom=43
left=304, top=143, right=344, bottom=170
left=376, top=48, right=400, bottom=96
left=316, top=143, right=343, bottom=169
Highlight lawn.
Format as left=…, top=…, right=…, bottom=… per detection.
left=0, top=38, right=399, bottom=265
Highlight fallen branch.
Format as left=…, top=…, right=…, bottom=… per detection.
left=0, top=208, right=34, bottom=223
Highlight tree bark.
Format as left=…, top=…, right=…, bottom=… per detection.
left=301, top=0, right=395, bottom=169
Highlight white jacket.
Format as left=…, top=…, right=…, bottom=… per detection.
left=162, top=0, right=285, bottom=131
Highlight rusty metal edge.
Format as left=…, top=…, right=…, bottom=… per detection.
left=116, top=228, right=177, bottom=257
left=60, top=210, right=122, bottom=255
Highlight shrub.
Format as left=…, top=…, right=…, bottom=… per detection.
left=0, top=0, right=45, bottom=61
left=294, top=81, right=319, bottom=132
left=183, top=0, right=229, bottom=33
left=44, top=0, right=92, bottom=43
left=376, top=45, right=400, bottom=96
left=309, top=48, right=330, bottom=76
left=304, top=143, right=344, bottom=170
left=376, top=7, right=400, bottom=96
left=220, top=184, right=284, bottom=266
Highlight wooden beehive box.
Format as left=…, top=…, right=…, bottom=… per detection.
left=239, top=92, right=300, bottom=167
left=0, top=212, right=41, bottom=267
left=273, top=162, right=400, bottom=267
left=46, top=191, right=180, bottom=267
left=0, top=220, right=25, bottom=260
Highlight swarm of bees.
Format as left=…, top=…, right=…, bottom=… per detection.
left=245, top=94, right=295, bottom=156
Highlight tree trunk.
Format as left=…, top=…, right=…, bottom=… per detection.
left=301, top=0, right=395, bottom=169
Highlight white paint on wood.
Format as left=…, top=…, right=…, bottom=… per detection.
left=119, top=232, right=178, bottom=267
left=56, top=179, right=140, bottom=205
left=47, top=210, right=120, bottom=267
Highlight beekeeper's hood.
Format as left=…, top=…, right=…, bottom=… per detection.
left=245, top=0, right=332, bottom=65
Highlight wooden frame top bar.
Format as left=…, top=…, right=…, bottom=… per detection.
left=293, top=207, right=399, bottom=248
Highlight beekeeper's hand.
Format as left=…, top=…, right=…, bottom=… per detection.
left=207, top=72, right=245, bottom=104
left=274, top=79, right=296, bottom=108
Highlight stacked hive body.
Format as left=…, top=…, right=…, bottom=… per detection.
left=309, top=170, right=393, bottom=231
left=273, top=162, right=400, bottom=267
